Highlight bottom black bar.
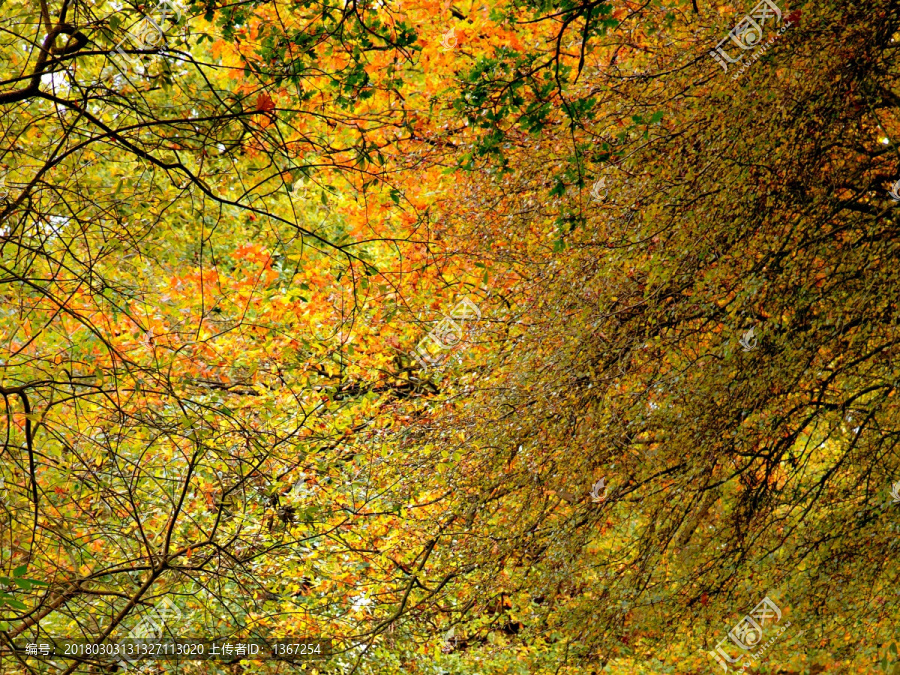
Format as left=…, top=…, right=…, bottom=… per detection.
left=11, top=638, right=332, bottom=661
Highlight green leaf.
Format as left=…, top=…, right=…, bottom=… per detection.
left=549, top=180, right=566, bottom=198
left=0, top=593, right=27, bottom=610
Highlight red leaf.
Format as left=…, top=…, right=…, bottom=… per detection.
left=256, top=93, right=276, bottom=113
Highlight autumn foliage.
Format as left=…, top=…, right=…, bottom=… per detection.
left=1, top=0, right=899, bottom=673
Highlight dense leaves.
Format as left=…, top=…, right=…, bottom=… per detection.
left=1, top=0, right=900, bottom=673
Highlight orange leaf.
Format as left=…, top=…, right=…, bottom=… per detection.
left=256, top=93, right=276, bottom=113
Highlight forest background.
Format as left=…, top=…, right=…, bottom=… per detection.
left=0, top=0, right=899, bottom=672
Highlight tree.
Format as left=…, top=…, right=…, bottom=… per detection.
left=371, top=0, right=900, bottom=672
left=0, top=0, right=452, bottom=669
left=3, top=0, right=900, bottom=673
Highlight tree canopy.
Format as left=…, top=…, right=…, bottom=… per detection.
left=1, top=0, right=899, bottom=673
